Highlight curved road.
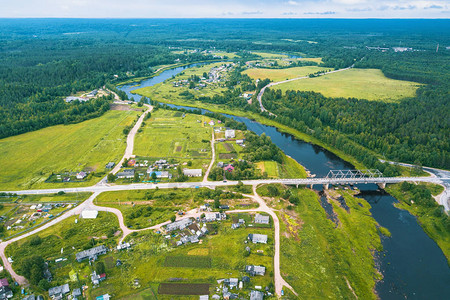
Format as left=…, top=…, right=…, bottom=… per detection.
left=257, top=65, right=354, bottom=115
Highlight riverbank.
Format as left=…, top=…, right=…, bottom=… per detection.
left=386, top=183, right=449, bottom=264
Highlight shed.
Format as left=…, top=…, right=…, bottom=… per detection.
left=81, top=210, right=98, bottom=219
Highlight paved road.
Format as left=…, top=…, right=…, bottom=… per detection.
left=4, top=176, right=447, bottom=196
left=257, top=65, right=354, bottom=115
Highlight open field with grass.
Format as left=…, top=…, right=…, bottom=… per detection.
left=0, top=110, right=138, bottom=191
left=19, top=192, right=92, bottom=203
left=134, top=109, right=212, bottom=176
left=251, top=52, right=289, bottom=59
left=256, top=161, right=278, bottom=178
left=242, top=66, right=328, bottom=81
left=275, top=187, right=385, bottom=299
left=277, top=68, right=421, bottom=101
left=386, top=183, right=449, bottom=264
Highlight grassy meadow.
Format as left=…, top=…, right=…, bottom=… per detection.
left=275, top=187, right=386, bottom=299
left=242, top=66, right=328, bottom=81
left=277, top=68, right=421, bottom=101
left=0, top=110, right=138, bottom=191
left=134, top=109, right=212, bottom=171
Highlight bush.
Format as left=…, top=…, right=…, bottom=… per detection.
left=95, top=262, right=106, bottom=274
left=29, top=235, right=42, bottom=246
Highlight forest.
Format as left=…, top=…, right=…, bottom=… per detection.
left=0, top=19, right=448, bottom=171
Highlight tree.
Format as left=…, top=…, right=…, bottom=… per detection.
left=170, top=215, right=176, bottom=222
left=267, top=185, right=279, bottom=197
left=133, top=172, right=140, bottom=183
left=107, top=173, right=116, bottom=183
left=29, top=235, right=42, bottom=246
left=95, top=261, right=106, bottom=274
left=214, top=198, right=221, bottom=209
left=187, top=161, right=192, bottom=166
left=151, top=172, right=157, bottom=181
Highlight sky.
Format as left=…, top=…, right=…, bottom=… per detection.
left=1, top=0, right=449, bottom=18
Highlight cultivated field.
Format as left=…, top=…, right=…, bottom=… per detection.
left=276, top=68, right=421, bottom=101
left=242, top=66, right=329, bottom=81
left=0, top=110, right=138, bottom=191
left=134, top=109, right=212, bottom=171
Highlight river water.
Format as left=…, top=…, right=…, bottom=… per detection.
left=118, top=64, right=450, bottom=299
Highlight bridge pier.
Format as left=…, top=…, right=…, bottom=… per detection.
left=323, top=184, right=329, bottom=190
left=377, top=182, right=386, bottom=189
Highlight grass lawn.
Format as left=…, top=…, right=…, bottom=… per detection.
left=251, top=52, right=289, bottom=59
left=277, top=68, right=421, bottom=101
left=18, top=192, right=92, bottom=203
left=242, top=66, right=328, bottom=81
left=278, top=187, right=385, bottom=299
left=386, top=183, right=449, bottom=264
left=256, top=161, right=278, bottom=178
left=0, top=110, right=138, bottom=191
left=134, top=109, right=212, bottom=173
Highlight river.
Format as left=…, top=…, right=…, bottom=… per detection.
left=118, top=63, right=450, bottom=299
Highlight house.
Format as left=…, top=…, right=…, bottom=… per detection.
left=0, top=279, right=8, bottom=287
left=183, top=169, right=202, bottom=177
left=48, top=284, right=70, bottom=299
left=76, top=171, right=87, bottom=180
left=224, top=165, right=234, bottom=172
left=81, top=209, right=98, bottom=219
left=245, top=265, right=266, bottom=276
left=72, top=288, right=82, bottom=299
left=127, top=159, right=136, bottom=167
left=75, top=245, right=107, bottom=262
left=254, top=214, right=270, bottom=225
left=149, top=171, right=170, bottom=179
left=105, top=162, right=115, bottom=169
left=229, top=278, right=238, bottom=289
left=0, top=286, right=12, bottom=299
left=199, top=296, right=209, bottom=300
left=236, top=139, right=245, bottom=146
left=225, top=130, right=235, bottom=139
left=65, top=96, right=87, bottom=103
left=96, top=294, right=111, bottom=300
left=165, top=218, right=192, bottom=232
left=250, top=290, right=264, bottom=300
left=117, top=169, right=135, bottom=179
left=117, top=242, right=131, bottom=250
left=23, top=295, right=35, bottom=300
left=248, top=234, right=268, bottom=244
left=91, top=271, right=106, bottom=285
left=204, top=212, right=226, bottom=222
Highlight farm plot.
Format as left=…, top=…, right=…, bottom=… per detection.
left=164, top=255, right=212, bottom=268
left=158, top=283, right=210, bottom=295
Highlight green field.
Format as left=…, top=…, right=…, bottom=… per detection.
left=277, top=68, right=421, bottom=101
left=242, top=66, right=328, bottom=81
left=19, top=192, right=92, bottom=203
left=256, top=161, right=278, bottom=178
left=0, top=110, right=138, bottom=190
left=278, top=187, right=386, bottom=299
left=134, top=109, right=212, bottom=172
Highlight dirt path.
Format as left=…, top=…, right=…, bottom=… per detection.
left=203, top=131, right=215, bottom=182
left=96, top=103, right=153, bottom=185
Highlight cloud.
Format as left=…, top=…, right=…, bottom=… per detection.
left=347, top=7, right=372, bottom=12
left=282, top=11, right=297, bottom=15
left=425, top=5, right=443, bottom=9
left=242, top=11, right=263, bottom=15
left=286, top=1, right=299, bottom=5
left=392, top=5, right=416, bottom=11
left=304, top=11, right=336, bottom=15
